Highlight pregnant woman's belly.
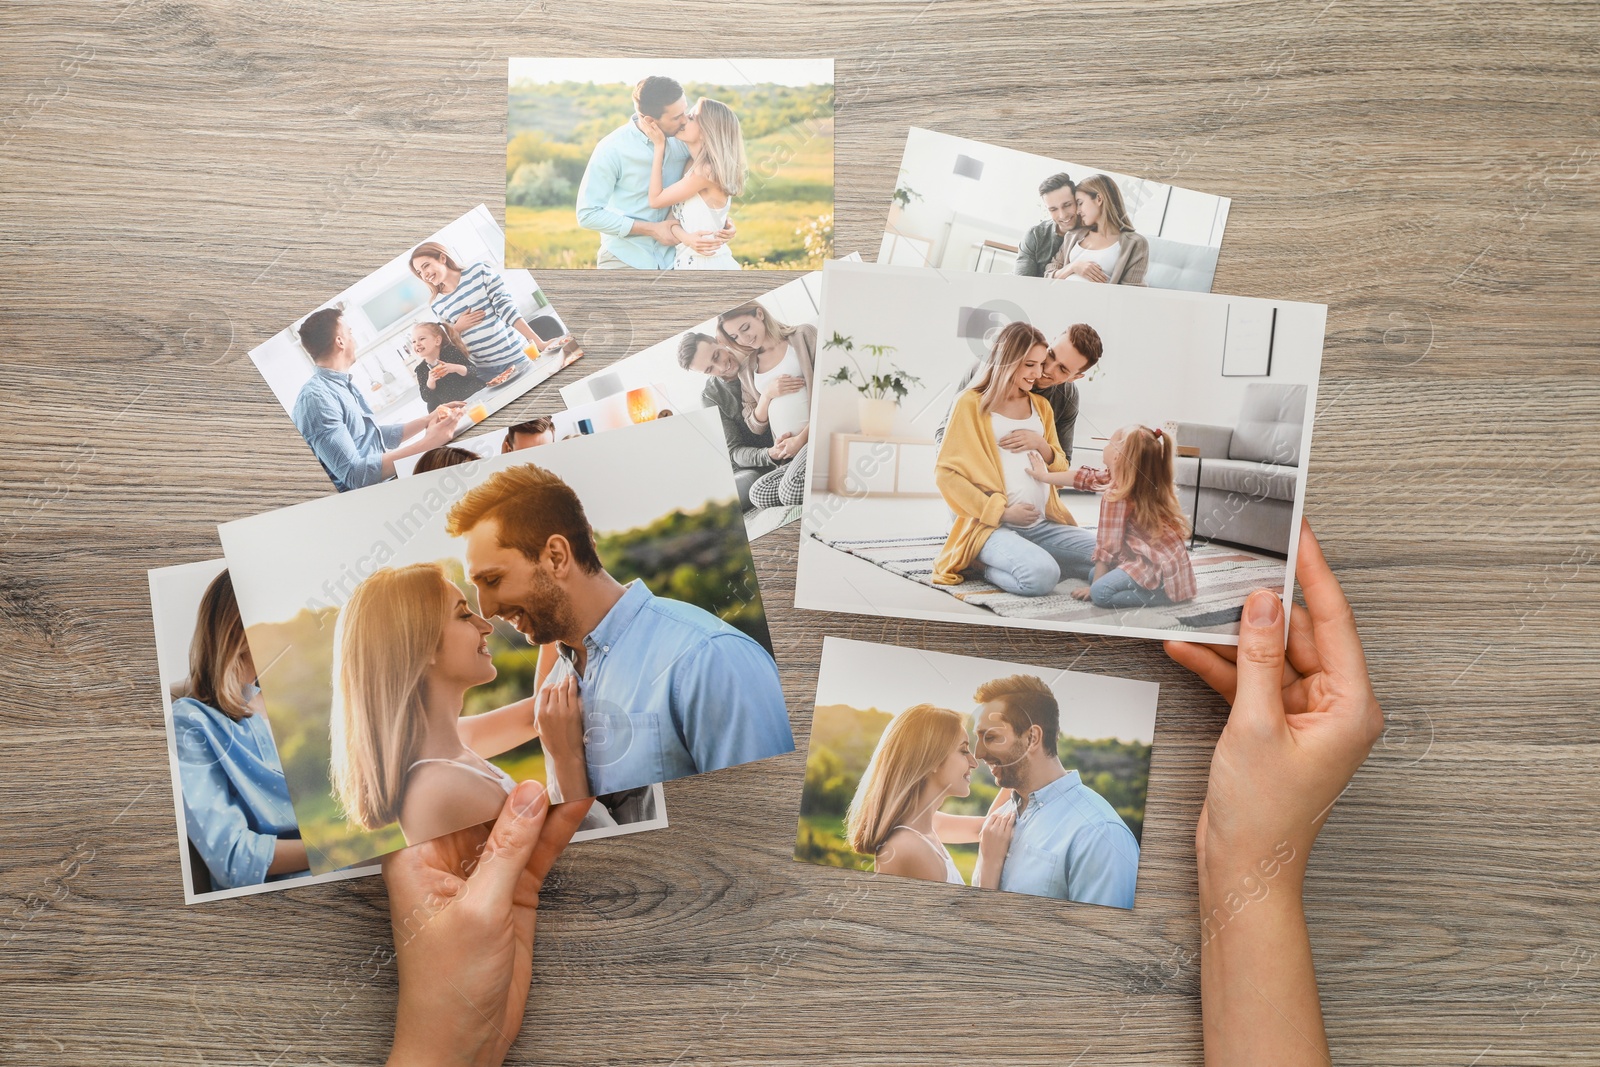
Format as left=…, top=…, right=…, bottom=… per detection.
left=767, top=389, right=811, bottom=442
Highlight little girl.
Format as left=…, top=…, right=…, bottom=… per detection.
left=1027, top=424, right=1197, bottom=608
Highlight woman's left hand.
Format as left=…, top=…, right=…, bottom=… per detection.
left=383, top=781, right=593, bottom=1067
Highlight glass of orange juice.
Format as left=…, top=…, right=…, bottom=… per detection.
left=468, top=403, right=489, bottom=424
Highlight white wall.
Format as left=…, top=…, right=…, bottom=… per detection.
left=808, top=261, right=1325, bottom=492
left=885, top=127, right=1229, bottom=269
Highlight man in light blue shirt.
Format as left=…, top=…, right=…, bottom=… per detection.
left=447, top=462, right=794, bottom=799
left=289, top=307, right=462, bottom=491
left=972, top=674, right=1141, bottom=908
left=575, top=75, right=735, bottom=270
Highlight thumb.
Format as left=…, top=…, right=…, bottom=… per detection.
left=473, top=779, right=550, bottom=903
left=1232, top=589, right=1288, bottom=728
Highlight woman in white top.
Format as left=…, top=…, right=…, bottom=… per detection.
left=641, top=96, right=747, bottom=270
left=1046, top=173, right=1150, bottom=285
left=719, top=301, right=821, bottom=509
left=845, top=704, right=1016, bottom=888
left=330, top=562, right=589, bottom=846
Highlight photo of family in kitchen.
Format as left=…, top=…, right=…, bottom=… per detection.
left=248, top=205, right=582, bottom=493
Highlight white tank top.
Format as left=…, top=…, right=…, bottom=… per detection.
left=408, top=752, right=515, bottom=795
left=890, top=825, right=965, bottom=885
left=989, top=409, right=1050, bottom=526
left=751, top=342, right=810, bottom=440
left=1064, top=238, right=1121, bottom=281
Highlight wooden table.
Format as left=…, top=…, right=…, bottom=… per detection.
left=3, top=4, right=1598, bottom=1065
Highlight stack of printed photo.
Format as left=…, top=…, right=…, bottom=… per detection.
left=152, top=58, right=1323, bottom=916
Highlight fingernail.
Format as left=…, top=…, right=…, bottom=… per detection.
left=1246, top=591, right=1281, bottom=626
left=511, top=779, right=547, bottom=819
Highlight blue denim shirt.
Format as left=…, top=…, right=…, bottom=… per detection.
left=560, top=581, right=793, bottom=795
left=574, top=117, right=690, bottom=270
left=172, top=693, right=301, bottom=890
left=290, top=366, right=404, bottom=492
left=998, top=769, right=1141, bottom=908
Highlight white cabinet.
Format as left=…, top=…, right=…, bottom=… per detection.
left=828, top=435, right=942, bottom=498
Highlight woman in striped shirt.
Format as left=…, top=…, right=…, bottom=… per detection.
left=409, top=242, right=544, bottom=386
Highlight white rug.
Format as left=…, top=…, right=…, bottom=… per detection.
left=814, top=532, right=1285, bottom=634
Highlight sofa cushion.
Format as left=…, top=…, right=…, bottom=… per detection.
left=1230, top=383, right=1307, bottom=466
left=1176, top=456, right=1298, bottom=503
left=1143, top=235, right=1222, bottom=293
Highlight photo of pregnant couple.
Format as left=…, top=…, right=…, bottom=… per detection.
left=795, top=639, right=1154, bottom=908
left=505, top=59, right=834, bottom=271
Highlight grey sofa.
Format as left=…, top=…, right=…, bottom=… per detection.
left=1174, top=383, right=1307, bottom=556
left=1142, top=234, right=1223, bottom=292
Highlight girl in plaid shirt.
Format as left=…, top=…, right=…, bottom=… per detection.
left=1028, top=424, right=1197, bottom=608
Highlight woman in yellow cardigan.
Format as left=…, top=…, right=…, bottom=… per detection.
left=933, top=322, right=1098, bottom=596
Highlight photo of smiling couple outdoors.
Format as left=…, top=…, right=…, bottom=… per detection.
left=797, top=260, right=1325, bottom=645
left=794, top=639, right=1154, bottom=908
left=505, top=58, right=834, bottom=270
left=216, top=411, right=793, bottom=874
left=248, top=205, right=582, bottom=494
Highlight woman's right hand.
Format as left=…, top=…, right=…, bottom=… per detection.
left=1001, top=502, right=1040, bottom=526
left=1164, top=522, right=1384, bottom=887
left=638, top=114, right=666, bottom=148
left=452, top=308, right=487, bottom=332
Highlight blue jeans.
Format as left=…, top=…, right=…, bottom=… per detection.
left=1090, top=567, right=1172, bottom=609
left=976, top=522, right=1097, bottom=597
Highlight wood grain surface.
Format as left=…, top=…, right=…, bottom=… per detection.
left=3, top=2, right=1598, bottom=1064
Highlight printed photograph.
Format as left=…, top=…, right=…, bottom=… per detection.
left=218, top=411, right=787, bottom=874
left=797, top=260, right=1324, bottom=645
left=249, top=205, right=582, bottom=493
left=150, top=559, right=382, bottom=903
left=561, top=267, right=840, bottom=539
left=881, top=127, right=1231, bottom=291
left=506, top=58, right=834, bottom=270
left=794, top=638, right=1155, bottom=908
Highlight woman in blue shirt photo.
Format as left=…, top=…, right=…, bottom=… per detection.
left=171, top=570, right=309, bottom=890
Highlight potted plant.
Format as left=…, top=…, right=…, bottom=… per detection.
left=823, top=332, right=922, bottom=438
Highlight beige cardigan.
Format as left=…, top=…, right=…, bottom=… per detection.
left=1047, top=229, right=1149, bottom=285
left=736, top=322, right=819, bottom=435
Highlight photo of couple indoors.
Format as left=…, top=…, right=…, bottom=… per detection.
left=675, top=298, right=817, bottom=513
left=579, top=75, right=746, bottom=271
left=327, top=463, right=792, bottom=851
left=846, top=674, right=1138, bottom=907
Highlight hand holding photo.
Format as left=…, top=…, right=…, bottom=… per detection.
left=218, top=410, right=785, bottom=873
left=507, top=58, right=834, bottom=271
left=795, top=638, right=1155, bottom=908
left=797, top=260, right=1324, bottom=644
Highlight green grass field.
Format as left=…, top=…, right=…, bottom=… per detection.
left=506, top=117, right=833, bottom=270
left=794, top=814, right=980, bottom=885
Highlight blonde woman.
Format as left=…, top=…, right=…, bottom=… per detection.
left=640, top=96, right=747, bottom=270
left=932, top=321, right=1099, bottom=596
left=329, top=562, right=579, bottom=845
left=718, top=300, right=820, bottom=508
left=1046, top=173, right=1150, bottom=285
left=845, top=704, right=1016, bottom=888
left=170, top=570, right=308, bottom=889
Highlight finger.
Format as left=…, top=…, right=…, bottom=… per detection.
left=1232, top=589, right=1289, bottom=730
left=525, top=798, right=594, bottom=888
left=1163, top=640, right=1238, bottom=703
left=1284, top=602, right=1322, bottom=679
left=1292, top=521, right=1368, bottom=680
left=473, top=780, right=551, bottom=903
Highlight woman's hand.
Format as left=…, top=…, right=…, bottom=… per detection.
left=768, top=432, right=800, bottom=462
left=452, top=309, right=487, bottom=332
left=1165, top=522, right=1384, bottom=886
left=762, top=374, right=806, bottom=401
left=1000, top=428, right=1052, bottom=457
left=974, top=805, right=1017, bottom=889
left=639, top=115, right=667, bottom=148
left=383, top=781, right=593, bottom=1067
left=1001, top=502, right=1040, bottom=527
left=1062, top=258, right=1109, bottom=283
left=536, top=677, right=592, bottom=803
left=1070, top=585, right=1093, bottom=601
